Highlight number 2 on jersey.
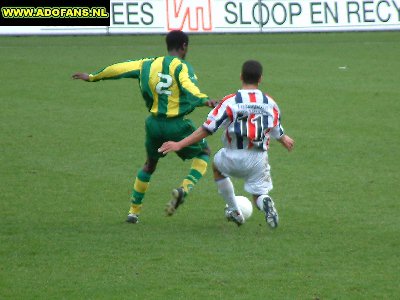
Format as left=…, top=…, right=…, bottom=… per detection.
left=155, top=73, right=172, bottom=96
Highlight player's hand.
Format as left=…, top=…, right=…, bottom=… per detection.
left=158, top=141, right=182, bottom=155
left=72, top=72, right=90, bottom=81
left=204, top=99, right=218, bottom=108
left=279, top=135, right=295, bottom=151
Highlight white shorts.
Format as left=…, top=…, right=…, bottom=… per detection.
left=213, top=148, right=273, bottom=195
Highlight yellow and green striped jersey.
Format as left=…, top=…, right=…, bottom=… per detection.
left=89, top=56, right=209, bottom=118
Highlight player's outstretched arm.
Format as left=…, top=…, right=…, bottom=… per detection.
left=73, top=60, right=148, bottom=83
left=72, top=73, right=90, bottom=81
left=159, top=127, right=210, bottom=154
left=278, top=135, right=295, bottom=151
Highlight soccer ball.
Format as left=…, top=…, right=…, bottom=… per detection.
left=235, top=195, right=253, bottom=220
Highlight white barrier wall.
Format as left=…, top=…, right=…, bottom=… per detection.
left=1, top=0, right=400, bottom=35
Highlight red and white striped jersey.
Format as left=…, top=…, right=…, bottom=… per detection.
left=202, top=89, right=284, bottom=151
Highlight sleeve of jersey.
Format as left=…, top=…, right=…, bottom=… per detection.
left=202, top=99, right=232, bottom=134
left=88, top=59, right=145, bottom=82
left=270, top=104, right=285, bottom=139
left=178, top=63, right=209, bottom=106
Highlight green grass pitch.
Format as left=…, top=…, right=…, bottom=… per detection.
left=1, top=31, right=399, bottom=299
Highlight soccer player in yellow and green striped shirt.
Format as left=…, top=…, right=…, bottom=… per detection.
left=73, top=30, right=215, bottom=224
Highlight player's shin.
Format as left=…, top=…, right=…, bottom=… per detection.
left=129, top=170, right=152, bottom=215
left=215, top=177, right=239, bottom=211
left=180, top=154, right=208, bottom=195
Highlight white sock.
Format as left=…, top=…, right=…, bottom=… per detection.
left=256, top=195, right=267, bottom=211
left=215, top=177, right=238, bottom=210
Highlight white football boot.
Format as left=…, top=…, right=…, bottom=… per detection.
left=224, top=205, right=245, bottom=226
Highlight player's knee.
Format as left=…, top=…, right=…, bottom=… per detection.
left=212, top=162, right=225, bottom=180
left=143, top=160, right=158, bottom=174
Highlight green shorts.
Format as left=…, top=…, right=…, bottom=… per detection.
left=145, top=115, right=208, bottom=160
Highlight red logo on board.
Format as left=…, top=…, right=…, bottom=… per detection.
left=166, top=0, right=212, bottom=31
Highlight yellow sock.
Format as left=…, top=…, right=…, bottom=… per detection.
left=129, top=170, right=151, bottom=215
left=129, top=204, right=143, bottom=215
left=181, top=157, right=208, bottom=195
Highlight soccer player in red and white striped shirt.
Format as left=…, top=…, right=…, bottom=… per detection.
left=159, top=60, right=294, bottom=228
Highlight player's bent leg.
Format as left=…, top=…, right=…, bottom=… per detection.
left=165, top=117, right=210, bottom=216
